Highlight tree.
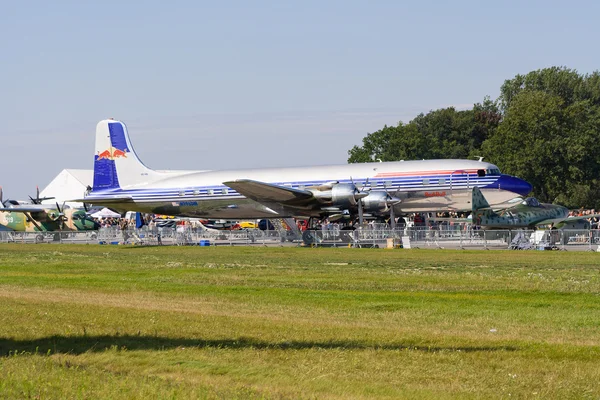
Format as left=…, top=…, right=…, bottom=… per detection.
left=487, top=67, right=600, bottom=208
left=347, top=66, right=600, bottom=208
left=348, top=103, right=500, bottom=163
left=347, top=124, right=401, bottom=163
left=482, top=90, right=566, bottom=203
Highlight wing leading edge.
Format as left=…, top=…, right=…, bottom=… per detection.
left=223, top=179, right=314, bottom=205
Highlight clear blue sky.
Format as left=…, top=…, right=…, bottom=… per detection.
left=1, top=0, right=599, bottom=199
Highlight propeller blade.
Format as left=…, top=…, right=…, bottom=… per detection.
left=361, top=177, right=372, bottom=192
left=358, top=199, right=364, bottom=225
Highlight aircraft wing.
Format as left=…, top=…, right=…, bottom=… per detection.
left=552, top=213, right=600, bottom=228
left=0, top=205, right=54, bottom=213
left=223, top=179, right=314, bottom=205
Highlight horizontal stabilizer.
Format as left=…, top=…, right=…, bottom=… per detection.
left=71, top=195, right=134, bottom=204
left=223, top=179, right=314, bottom=205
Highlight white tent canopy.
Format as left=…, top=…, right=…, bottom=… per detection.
left=90, top=208, right=121, bottom=218
left=39, top=169, right=93, bottom=208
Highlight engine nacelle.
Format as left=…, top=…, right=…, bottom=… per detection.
left=308, top=183, right=364, bottom=209
left=361, top=191, right=391, bottom=213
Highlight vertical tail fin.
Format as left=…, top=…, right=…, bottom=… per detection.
left=93, top=119, right=161, bottom=191
left=472, top=187, right=491, bottom=212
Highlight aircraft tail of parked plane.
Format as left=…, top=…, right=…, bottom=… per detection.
left=93, top=119, right=165, bottom=191
left=471, top=185, right=492, bottom=211
left=76, top=119, right=533, bottom=220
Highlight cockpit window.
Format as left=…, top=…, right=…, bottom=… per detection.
left=523, top=198, right=541, bottom=207
left=486, top=168, right=501, bottom=175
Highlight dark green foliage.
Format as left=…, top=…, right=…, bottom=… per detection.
left=487, top=67, right=600, bottom=207
left=348, top=98, right=501, bottom=163
left=348, top=67, right=600, bottom=208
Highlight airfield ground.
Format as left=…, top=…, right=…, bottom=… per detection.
left=0, top=244, right=599, bottom=399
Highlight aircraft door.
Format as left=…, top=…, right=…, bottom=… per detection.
left=450, top=170, right=470, bottom=208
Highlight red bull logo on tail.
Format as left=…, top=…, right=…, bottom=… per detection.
left=97, top=148, right=128, bottom=160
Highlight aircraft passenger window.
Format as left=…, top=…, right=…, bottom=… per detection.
left=193, top=189, right=200, bottom=196
left=299, top=185, right=305, bottom=190
left=477, top=169, right=486, bottom=177
left=371, top=182, right=377, bottom=188
left=423, top=179, right=429, bottom=185
left=384, top=181, right=392, bottom=188
left=221, top=188, right=228, bottom=195
left=207, top=189, right=214, bottom=195
left=178, top=190, right=185, bottom=196
left=439, top=178, right=445, bottom=185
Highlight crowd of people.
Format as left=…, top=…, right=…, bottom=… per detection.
left=90, top=207, right=600, bottom=234
left=568, top=209, right=599, bottom=229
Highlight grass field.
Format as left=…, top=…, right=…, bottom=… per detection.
left=0, top=244, right=599, bottom=399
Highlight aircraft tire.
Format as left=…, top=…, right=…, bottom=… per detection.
left=302, top=229, right=322, bottom=245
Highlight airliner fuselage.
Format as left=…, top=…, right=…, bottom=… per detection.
left=79, top=120, right=533, bottom=219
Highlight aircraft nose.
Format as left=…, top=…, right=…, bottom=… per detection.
left=494, top=175, right=533, bottom=197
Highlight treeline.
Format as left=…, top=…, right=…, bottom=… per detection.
left=347, top=67, right=600, bottom=209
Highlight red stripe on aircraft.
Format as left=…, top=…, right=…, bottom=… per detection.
left=374, top=169, right=479, bottom=178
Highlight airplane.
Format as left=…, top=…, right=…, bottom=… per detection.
left=470, top=187, right=596, bottom=229
left=74, top=119, right=532, bottom=223
left=0, top=187, right=100, bottom=232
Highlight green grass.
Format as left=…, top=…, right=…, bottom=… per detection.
left=0, top=244, right=599, bottom=399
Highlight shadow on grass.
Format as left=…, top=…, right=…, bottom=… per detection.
left=0, top=335, right=518, bottom=356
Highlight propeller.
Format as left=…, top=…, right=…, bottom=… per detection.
left=385, top=189, right=401, bottom=229
left=350, top=177, right=371, bottom=225
left=29, top=186, right=55, bottom=205
left=357, top=177, right=373, bottom=193
left=55, top=201, right=68, bottom=230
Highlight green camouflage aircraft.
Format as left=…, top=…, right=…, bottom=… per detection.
left=0, top=187, right=99, bottom=232
left=471, top=187, right=576, bottom=229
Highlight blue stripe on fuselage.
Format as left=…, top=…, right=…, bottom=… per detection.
left=90, top=173, right=502, bottom=201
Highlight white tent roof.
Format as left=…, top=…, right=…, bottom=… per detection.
left=39, top=169, right=93, bottom=208
left=90, top=207, right=121, bottom=218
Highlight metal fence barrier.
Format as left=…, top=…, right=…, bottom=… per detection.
left=1, top=227, right=599, bottom=251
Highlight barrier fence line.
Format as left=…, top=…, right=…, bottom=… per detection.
left=1, top=227, right=599, bottom=251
